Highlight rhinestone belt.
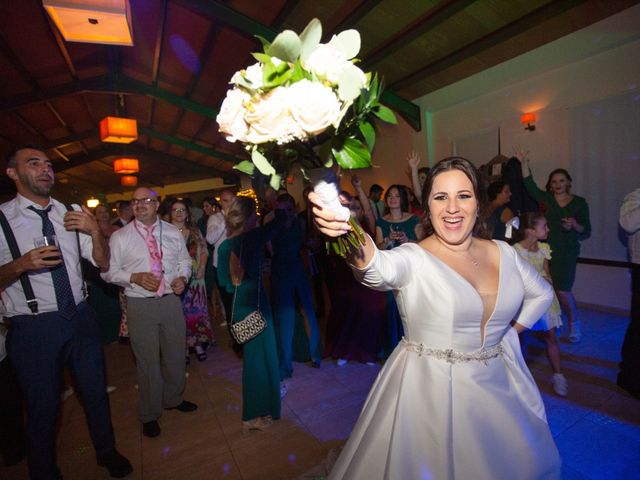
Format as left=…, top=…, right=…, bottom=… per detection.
left=400, top=337, right=504, bottom=364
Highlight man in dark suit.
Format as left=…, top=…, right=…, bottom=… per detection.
left=0, top=145, right=132, bottom=479
left=112, top=200, right=132, bottom=227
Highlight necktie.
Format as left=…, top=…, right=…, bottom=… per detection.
left=28, top=205, right=77, bottom=319
left=144, top=224, right=165, bottom=296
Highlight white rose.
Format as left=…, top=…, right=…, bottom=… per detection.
left=287, top=80, right=342, bottom=135
left=231, top=63, right=263, bottom=90
left=303, top=43, right=347, bottom=84
left=244, top=87, right=306, bottom=144
left=216, top=88, right=250, bottom=143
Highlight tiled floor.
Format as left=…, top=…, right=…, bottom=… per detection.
left=2, top=307, right=639, bottom=480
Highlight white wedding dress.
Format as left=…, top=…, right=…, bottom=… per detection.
left=328, top=241, right=561, bottom=480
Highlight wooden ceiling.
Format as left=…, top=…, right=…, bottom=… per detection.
left=0, top=0, right=637, bottom=201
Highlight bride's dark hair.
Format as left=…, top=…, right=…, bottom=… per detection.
left=421, top=156, right=486, bottom=237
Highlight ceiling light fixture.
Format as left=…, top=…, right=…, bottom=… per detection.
left=100, top=116, right=138, bottom=143
left=113, top=157, right=139, bottom=174
left=120, top=175, right=138, bottom=187
left=43, top=0, right=134, bottom=46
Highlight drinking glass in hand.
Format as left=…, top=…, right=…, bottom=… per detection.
left=34, top=235, right=61, bottom=261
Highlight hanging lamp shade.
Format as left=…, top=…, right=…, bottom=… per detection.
left=120, top=175, right=138, bottom=186
left=43, top=0, right=134, bottom=46
left=100, top=116, right=138, bottom=143
left=113, top=157, right=138, bottom=174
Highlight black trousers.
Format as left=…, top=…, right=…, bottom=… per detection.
left=0, top=352, right=26, bottom=465
left=7, top=302, right=115, bottom=480
left=618, top=263, right=640, bottom=397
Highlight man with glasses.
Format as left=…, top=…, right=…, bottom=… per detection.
left=102, top=187, right=196, bottom=438
left=0, top=145, right=132, bottom=478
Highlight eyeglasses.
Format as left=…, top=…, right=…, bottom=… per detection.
left=131, top=197, right=157, bottom=206
left=172, top=208, right=186, bottom=213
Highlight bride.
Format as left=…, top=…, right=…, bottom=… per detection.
left=310, top=157, right=561, bottom=480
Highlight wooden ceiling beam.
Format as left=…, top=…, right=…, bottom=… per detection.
left=0, top=33, right=39, bottom=90
left=148, top=0, right=169, bottom=134
left=140, top=127, right=239, bottom=164
left=362, top=0, right=476, bottom=69
left=0, top=75, right=220, bottom=118
left=326, top=0, right=384, bottom=37
left=270, top=0, right=301, bottom=29
left=389, top=0, right=589, bottom=92
left=54, top=144, right=229, bottom=179
left=167, top=21, right=222, bottom=147
left=42, top=11, right=78, bottom=80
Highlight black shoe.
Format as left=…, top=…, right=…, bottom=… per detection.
left=97, top=449, right=133, bottom=478
left=164, top=400, right=198, bottom=412
left=310, top=361, right=321, bottom=369
left=142, top=420, right=161, bottom=438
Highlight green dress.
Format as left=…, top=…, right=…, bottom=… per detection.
left=217, top=215, right=283, bottom=421
left=523, top=172, right=591, bottom=290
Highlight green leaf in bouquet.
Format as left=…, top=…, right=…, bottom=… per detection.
left=233, top=160, right=256, bottom=175
left=299, top=18, right=322, bottom=64
left=262, top=59, right=293, bottom=89
left=338, top=64, right=365, bottom=102
left=316, top=139, right=334, bottom=168
left=267, top=30, right=301, bottom=63
left=269, top=173, right=282, bottom=190
left=358, top=121, right=376, bottom=151
left=251, top=148, right=276, bottom=176
left=252, top=52, right=272, bottom=65
left=255, top=35, right=272, bottom=53
left=374, top=105, right=397, bottom=124
left=289, top=61, right=308, bottom=83
left=330, top=29, right=361, bottom=59
left=332, top=137, right=371, bottom=169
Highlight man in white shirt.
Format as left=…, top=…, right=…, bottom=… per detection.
left=102, top=187, right=195, bottom=438
left=618, top=187, right=640, bottom=398
left=206, top=190, right=236, bottom=326
left=0, top=145, right=132, bottom=478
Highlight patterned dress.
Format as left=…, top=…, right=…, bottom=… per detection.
left=182, top=229, right=214, bottom=347
left=514, top=242, right=562, bottom=330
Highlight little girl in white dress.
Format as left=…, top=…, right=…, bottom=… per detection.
left=514, top=212, right=567, bottom=396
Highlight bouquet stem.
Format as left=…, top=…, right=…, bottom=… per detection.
left=306, top=167, right=367, bottom=258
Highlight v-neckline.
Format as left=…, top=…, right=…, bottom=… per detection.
left=417, top=241, right=503, bottom=347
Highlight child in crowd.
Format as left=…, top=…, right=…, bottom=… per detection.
left=514, top=212, right=568, bottom=396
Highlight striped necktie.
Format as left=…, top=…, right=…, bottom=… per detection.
left=28, top=205, right=77, bottom=319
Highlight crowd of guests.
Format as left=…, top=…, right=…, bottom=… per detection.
left=5, top=143, right=640, bottom=480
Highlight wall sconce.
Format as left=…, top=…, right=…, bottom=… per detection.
left=120, top=175, right=138, bottom=187
left=43, top=0, right=134, bottom=46
left=100, top=116, right=138, bottom=143
left=521, top=113, right=536, bottom=132
left=113, top=157, right=139, bottom=174
left=86, top=197, right=100, bottom=208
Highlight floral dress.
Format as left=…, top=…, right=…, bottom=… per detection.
left=182, top=230, right=215, bottom=347
left=514, top=242, right=562, bottom=330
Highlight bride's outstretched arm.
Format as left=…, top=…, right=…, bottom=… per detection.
left=308, top=191, right=376, bottom=268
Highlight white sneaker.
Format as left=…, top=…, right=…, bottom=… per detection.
left=552, top=373, right=568, bottom=397
left=337, top=358, right=347, bottom=367
left=568, top=322, right=582, bottom=343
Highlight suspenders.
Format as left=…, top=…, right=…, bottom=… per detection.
left=0, top=204, right=86, bottom=315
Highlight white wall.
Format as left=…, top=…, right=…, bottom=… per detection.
left=364, top=5, right=640, bottom=313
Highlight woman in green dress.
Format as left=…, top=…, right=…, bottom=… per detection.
left=520, top=153, right=591, bottom=342
left=217, top=196, right=285, bottom=433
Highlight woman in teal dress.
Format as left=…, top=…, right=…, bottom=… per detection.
left=375, top=185, right=424, bottom=356
left=521, top=154, right=591, bottom=342
left=217, top=197, right=284, bottom=432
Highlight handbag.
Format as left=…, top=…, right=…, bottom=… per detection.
left=229, top=239, right=267, bottom=344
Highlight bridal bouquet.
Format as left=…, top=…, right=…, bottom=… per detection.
left=216, top=18, right=396, bottom=256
